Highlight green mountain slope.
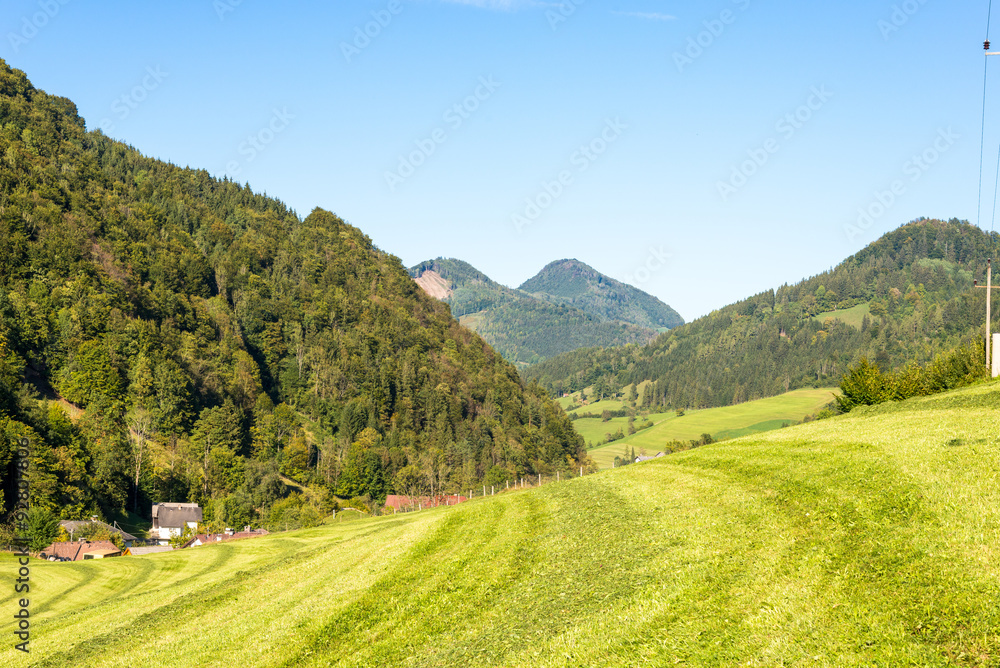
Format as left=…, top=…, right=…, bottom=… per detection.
left=410, top=258, right=659, bottom=366
left=525, top=218, right=992, bottom=408
left=519, top=258, right=685, bottom=329
left=0, top=60, right=584, bottom=526
left=580, top=386, right=837, bottom=466
left=8, top=380, right=1000, bottom=666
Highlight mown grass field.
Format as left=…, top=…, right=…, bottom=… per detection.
left=813, top=303, right=871, bottom=328
left=583, top=387, right=837, bottom=468
left=4, top=382, right=1000, bottom=666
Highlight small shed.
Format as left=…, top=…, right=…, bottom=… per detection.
left=83, top=548, right=121, bottom=559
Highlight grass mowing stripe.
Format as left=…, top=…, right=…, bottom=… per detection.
left=27, top=536, right=240, bottom=639
left=413, top=481, right=656, bottom=668
left=285, top=499, right=517, bottom=666
left=32, top=556, right=156, bottom=616
left=301, top=477, right=665, bottom=667
left=30, top=539, right=330, bottom=667
left=666, top=438, right=1000, bottom=664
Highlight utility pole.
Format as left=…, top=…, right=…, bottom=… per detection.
left=975, top=258, right=996, bottom=376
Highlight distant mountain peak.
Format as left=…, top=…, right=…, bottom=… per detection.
left=518, top=259, right=684, bottom=330
left=408, top=257, right=660, bottom=365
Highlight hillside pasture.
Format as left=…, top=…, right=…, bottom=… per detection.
left=585, top=387, right=838, bottom=467
left=6, top=382, right=1000, bottom=666
left=813, top=303, right=871, bottom=329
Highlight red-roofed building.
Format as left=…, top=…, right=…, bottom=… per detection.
left=181, top=528, right=269, bottom=548
left=39, top=540, right=121, bottom=562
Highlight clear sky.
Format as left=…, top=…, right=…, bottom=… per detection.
left=2, top=0, right=996, bottom=320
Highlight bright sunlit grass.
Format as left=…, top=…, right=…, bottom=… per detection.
left=585, top=387, right=837, bottom=466
left=4, top=381, right=1000, bottom=666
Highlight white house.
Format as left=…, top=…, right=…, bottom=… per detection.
left=150, top=503, right=202, bottom=544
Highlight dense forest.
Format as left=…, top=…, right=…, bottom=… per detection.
left=518, top=258, right=684, bottom=330
left=525, top=219, right=993, bottom=409
left=0, top=60, right=586, bottom=532
left=410, top=258, right=658, bottom=365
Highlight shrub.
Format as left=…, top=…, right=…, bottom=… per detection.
left=25, top=507, right=60, bottom=553
left=837, top=342, right=988, bottom=413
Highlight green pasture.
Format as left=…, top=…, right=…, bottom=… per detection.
left=5, top=381, right=1000, bottom=665
left=555, top=395, right=629, bottom=414
left=585, top=387, right=838, bottom=468
left=813, top=303, right=871, bottom=328
left=554, top=380, right=655, bottom=413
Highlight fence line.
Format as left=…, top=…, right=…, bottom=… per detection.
left=386, top=466, right=593, bottom=514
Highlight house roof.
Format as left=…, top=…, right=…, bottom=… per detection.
left=151, top=503, right=202, bottom=528
left=59, top=520, right=138, bottom=542
left=181, top=533, right=224, bottom=548
left=40, top=540, right=121, bottom=561
left=128, top=545, right=174, bottom=556
left=40, top=542, right=83, bottom=561
left=229, top=530, right=269, bottom=540
left=182, top=530, right=268, bottom=548
left=84, top=548, right=121, bottom=558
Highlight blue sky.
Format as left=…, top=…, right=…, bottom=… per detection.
left=2, top=0, right=995, bottom=320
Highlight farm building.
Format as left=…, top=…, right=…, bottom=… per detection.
left=39, top=540, right=121, bottom=562
left=83, top=548, right=121, bottom=559
left=150, top=503, right=203, bottom=544
left=182, top=528, right=269, bottom=548
left=126, top=545, right=174, bottom=556
left=635, top=452, right=666, bottom=463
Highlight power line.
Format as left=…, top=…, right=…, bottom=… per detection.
left=979, top=0, right=995, bottom=229
left=979, top=60, right=990, bottom=229
left=992, top=143, right=1000, bottom=231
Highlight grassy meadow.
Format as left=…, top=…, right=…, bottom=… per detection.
left=813, top=303, right=871, bottom=328
left=4, top=381, right=1000, bottom=666
left=582, top=387, right=837, bottom=468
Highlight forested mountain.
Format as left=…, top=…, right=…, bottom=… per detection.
left=0, top=60, right=586, bottom=530
left=525, top=219, right=993, bottom=409
left=519, top=259, right=685, bottom=330
left=410, top=258, right=659, bottom=365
